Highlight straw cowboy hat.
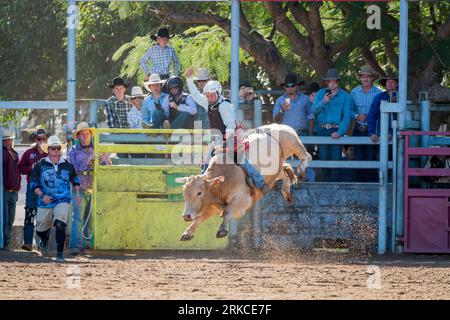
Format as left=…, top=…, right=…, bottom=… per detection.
left=1, top=127, right=15, bottom=140
left=150, top=27, right=174, bottom=41
left=193, top=68, right=215, bottom=81
left=41, top=135, right=66, bottom=153
left=379, top=68, right=399, bottom=87
left=29, top=128, right=49, bottom=142
left=144, top=73, right=166, bottom=92
left=108, top=77, right=129, bottom=89
left=322, top=68, right=341, bottom=81
left=72, top=122, right=94, bottom=140
left=130, top=86, right=146, bottom=99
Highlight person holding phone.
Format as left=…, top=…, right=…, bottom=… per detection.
left=312, top=68, right=352, bottom=182
left=273, top=73, right=313, bottom=137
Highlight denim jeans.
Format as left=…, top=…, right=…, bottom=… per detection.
left=240, top=159, right=266, bottom=189
left=317, top=127, right=342, bottom=182
left=151, top=109, right=192, bottom=129
left=353, top=126, right=378, bottom=182
left=69, top=190, right=93, bottom=250
left=2, top=190, right=18, bottom=247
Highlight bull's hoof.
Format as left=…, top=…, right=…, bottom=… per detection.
left=216, top=230, right=228, bottom=238
left=180, top=234, right=194, bottom=241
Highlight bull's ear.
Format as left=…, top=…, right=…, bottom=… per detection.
left=175, top=177, right=189, bottom=184
left=207, top=175, right=225, bottom=185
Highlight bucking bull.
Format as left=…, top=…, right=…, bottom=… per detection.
left=175, top=123, right=312, bottom=241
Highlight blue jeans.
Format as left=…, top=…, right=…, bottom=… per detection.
left=353, top=126, right=377, bottom=182
left=240, top=159, right=266, bottom=189
left=23, top=184, right=38, bottom=246
left=69, top=190, right=93, bottom=250
left=151, top=110, right=192, bottom=129
left=2, top=190, right=18, bottom=247
left=317, top=128, right=342, bottom=182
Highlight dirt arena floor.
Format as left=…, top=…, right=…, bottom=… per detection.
left=1, top=248, right=450, bottom=300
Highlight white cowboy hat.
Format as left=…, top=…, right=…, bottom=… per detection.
left=144, top=74, right=166, bottom=92
left=1, top=127, right=15, bottom=140
left=130, top=86, right=146, bottom=98
left=193, top=68, right=215, bottom=81
left=41, top=135, right=66, bottom=153
left=72, top=122, right=94, bottom=140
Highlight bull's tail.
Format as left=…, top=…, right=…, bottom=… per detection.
left=283, top=163, right=298, bottom=185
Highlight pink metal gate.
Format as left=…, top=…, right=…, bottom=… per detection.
left=403, top=131, right=450, bottom=253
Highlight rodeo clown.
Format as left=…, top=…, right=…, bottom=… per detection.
left=18, top=128, right=49, bottom=251
left=30, top=135, right=80, bottom=262
left=201, top=80, right=270, bottom=194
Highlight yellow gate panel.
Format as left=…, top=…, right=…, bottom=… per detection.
left=96, top=166, right=167, bottom=193
left=94, top=192, right=228, bottom=250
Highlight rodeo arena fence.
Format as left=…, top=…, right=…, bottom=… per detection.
left=1, top=0, right=450, bottom=255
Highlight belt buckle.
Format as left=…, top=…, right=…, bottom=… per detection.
left=325, top=124, right=331, bottom=130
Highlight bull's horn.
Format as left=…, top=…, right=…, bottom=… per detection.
left=175, top=177, right=188, bottom=184
left=207, top=175, right=225, bottom=184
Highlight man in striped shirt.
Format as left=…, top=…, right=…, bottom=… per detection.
left=140, top=28, right=179, bottom=80
left=350, top=65, right=382, bottom=182
left=105, top=77, right=131, bottom=129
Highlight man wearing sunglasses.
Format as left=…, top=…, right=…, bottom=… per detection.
left=18, top=128, right=49, bottom=251
left=30, top=135, right=80, bottom=262
left=273, top=73, right=314, bottom=137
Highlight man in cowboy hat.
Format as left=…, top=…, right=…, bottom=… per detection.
left=18, top=128, right=49, bottom=251
left=30, top=135, right=80, bottom=262
left=350, top=65, right=382, bottom=182
left=312, top=68, right=352, bottom=181
left=127, top=86, right=146, bottom=129
left=367, top=68, right=399, bottom=143
left=185, top=67, right=213, bottom=129
left=105, top=76, right=132, bottom=129
left=273, top=73, right=314, bottom=137
left=140, top=27, right=180, bottom=81
left=67, top=123, right=110, bottom=256
left=2, top=128, right=20, bottom=250
left=142, top=73, right=168, bottom=128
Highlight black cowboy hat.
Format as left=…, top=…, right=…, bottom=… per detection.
left=150, top=27, right=174, bottom=41
left=239, top=80, right=252, bottom=89
left=305, top=82, right=321, bottom=95
left=379, top=68, right=398, bottom=87
left=280, top=73, right=303, bottom=87
left=108, top=77, right=129, bottom=89
left=29, top=128, right=49, bottom=142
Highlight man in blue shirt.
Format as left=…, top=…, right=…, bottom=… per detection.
left=142, top=73, right=169, bottom=128
left=350, top=65, right=382, bottom=182
left=367, top=70, right=399, bottom=143
left=273, top=73, right=314, bottom=137
left=312, top=68, right=352, bottom=181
